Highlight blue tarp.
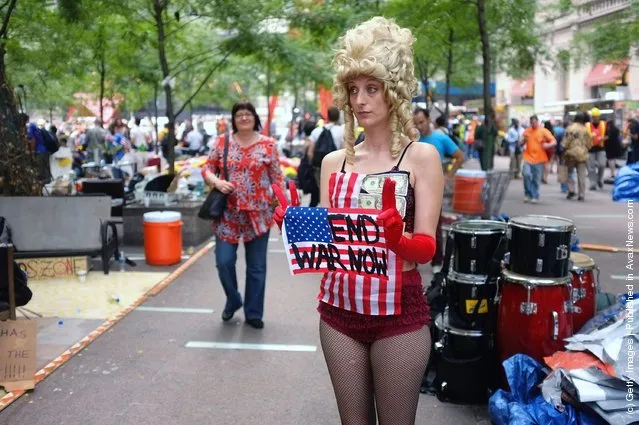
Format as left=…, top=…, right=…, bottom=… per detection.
left=489, top=355, right=606, bottom=425
left=612, top=162, right=639, bottom=202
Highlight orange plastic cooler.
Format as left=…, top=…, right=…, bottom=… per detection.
left=143, top=211, right=183, bottom=265
left=452, top=170, right=486, bottom=215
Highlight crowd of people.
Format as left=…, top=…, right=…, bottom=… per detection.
left=503, top=108, right=639, bottom=203
left=20, top=113, right=235, bottom=190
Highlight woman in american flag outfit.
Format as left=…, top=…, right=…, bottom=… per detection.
left=274, top=17, right=443, bottom=425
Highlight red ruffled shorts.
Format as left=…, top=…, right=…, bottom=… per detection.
left=317, top=269, right=431, bottom=344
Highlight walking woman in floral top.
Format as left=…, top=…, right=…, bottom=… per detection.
left=203, top=101, right=284, bottom=329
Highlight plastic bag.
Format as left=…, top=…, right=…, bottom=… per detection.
left=578, top=294, right=628, bottom=335
left=489, top=354, right=606, bottom=425
left=612, top=163, right=639, bottom=201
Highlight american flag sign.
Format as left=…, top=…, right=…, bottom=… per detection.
left=282, top=206, right=403, bottom=316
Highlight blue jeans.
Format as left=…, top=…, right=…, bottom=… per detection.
left=215, top=231, right=270, bottom=320
left=523, top=162, right=544, bottom=200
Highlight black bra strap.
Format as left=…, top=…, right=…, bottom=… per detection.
left=392, top=142, right=414, bottom=170
left=340, top=156, right=347, bottom=173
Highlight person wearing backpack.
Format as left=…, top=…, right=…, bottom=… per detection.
left=309, top=106, right=344, bottom=185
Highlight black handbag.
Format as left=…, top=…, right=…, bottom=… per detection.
left=198, top=134, right=230, bottom=220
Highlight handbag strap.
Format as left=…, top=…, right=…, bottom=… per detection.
left=222, top=133, right=230, bottom=180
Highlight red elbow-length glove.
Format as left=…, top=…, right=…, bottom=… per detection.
left=272, top=181, right=300, bottom=230
left=376, top=178, right=436, bottom=264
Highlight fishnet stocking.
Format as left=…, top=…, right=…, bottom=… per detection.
left=320, top=320, right=431, bottom=425
left=371, top=327, right=431, bottom=425
left=320, top=320, right=377, bottom=425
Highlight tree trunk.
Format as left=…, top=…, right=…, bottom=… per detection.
left=153, top=83, right=159, bottom=154
left=99, top=54, right=105, bottom=126
left=477, top=0, right=492, bottom=127
left=477, top=0, right=495, bottom=170
left=0, top=44, right=41, bottom=196
left=153, top=0, right=176, bottom=175
left=266, top=62, right=271, bottom=137
left=444, top=28, right=454, bottom=119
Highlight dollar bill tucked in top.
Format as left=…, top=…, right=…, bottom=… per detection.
left=358, top=193, right=407, bottom=218
left=361, top=173, right=409, bottom=197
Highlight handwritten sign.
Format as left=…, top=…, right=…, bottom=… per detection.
left=282, top=207, right=404, bottom=315
left=282, top=207, right=392, bottom=276
left=16, top=256, right=89, bottom=280
left=0, top=320, right=36, bottom=391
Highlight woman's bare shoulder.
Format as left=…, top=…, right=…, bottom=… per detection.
left=322, top=149, right=346, bottom=172
left=408, top=141, right=440, bottom=164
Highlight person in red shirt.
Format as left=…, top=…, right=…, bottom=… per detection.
left=521, top=115, right=556, bottom=203
left=203, top=102, right=284, bottom=329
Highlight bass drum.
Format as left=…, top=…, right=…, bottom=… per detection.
left=446, top=271, right=498, bottom=331
left=497, top=270, right=574, bottom=365
left=507, top=215, right=575, bottom=278
left=450, top=220, right=507, bottom=275
left=433, top=310, right=496, bottom=404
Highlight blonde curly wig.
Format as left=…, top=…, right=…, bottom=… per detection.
left=333, top=16, right=420, bottom=165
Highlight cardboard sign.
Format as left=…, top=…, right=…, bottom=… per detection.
left=282, top=206, right=404, bottom=316
left=16, top=256, right=89, bottom=281
left=0, top=320, right=37, bottom=391
left=281, top=206, right=402, bottom=278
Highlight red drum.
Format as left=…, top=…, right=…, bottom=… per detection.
left=497, top=270, right=574, bottom=365
left=570, top=252, right=599, bottom=333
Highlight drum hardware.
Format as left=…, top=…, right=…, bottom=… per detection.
left=539, top=233, right=545, bottom=247
left=471, top=285, right=477, bottom=298
left=564, top=301, right=574, bottom=313
left=520, top=302, right=537, bottom=315
left=552, top=311, right=559, bottom=340
left=556, top=245, right=569, bottom=260
left=520, top=284, right=537, bottom=315
left=471, top=236, right=476, bottom=248
left=536, top=259, right=543, bottom=273
left=595, top=267, right=601, bottom=293
left=506, top=227, right=511, bottom=239
left=470, top=260, right=476, bottom=273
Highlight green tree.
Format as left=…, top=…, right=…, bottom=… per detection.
left=385, top=0, right=480, bottom=116
left=571, top=0, right=639, bottom=65
left=0, top=0, right=83, bottom=195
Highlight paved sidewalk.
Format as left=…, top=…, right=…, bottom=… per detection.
left=0, top=155, right=632, bottom=424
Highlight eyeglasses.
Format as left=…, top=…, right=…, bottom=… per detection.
left=235, top=113, right=254, bottom=119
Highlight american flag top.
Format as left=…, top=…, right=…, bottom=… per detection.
left=281, top=206, right=404, bottom=316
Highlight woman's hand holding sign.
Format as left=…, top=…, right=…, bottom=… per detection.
left=272, top=181, right=300, bottom=230
left=376, top=178, right=436, bottom=264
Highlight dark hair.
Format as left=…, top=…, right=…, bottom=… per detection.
left=327, top=106, right=340, bottom=123
left=607, top=120, right=617, bottom=131
left=530, top=115, right=539, bottom=122
left=303, top=121, right=316, bottom=137
left=135, top=117, right=141, bottom=126
left=50, top=125, right=57, bottom=135
left=543, top=121, right=554, bottom=136
left=511, top=118, right=519, bottom=128
left=435, top=116, right=447, bottom=127
left=574, top=112, right=586, bottom=124
left=231, top=101, right=262, bottom=133
left=414, top=108, right=429, bottom=118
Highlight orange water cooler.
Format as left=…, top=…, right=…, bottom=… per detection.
left=452, top=170, right=486, bottom=215
left=143, top=211, right=183, bottom=265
